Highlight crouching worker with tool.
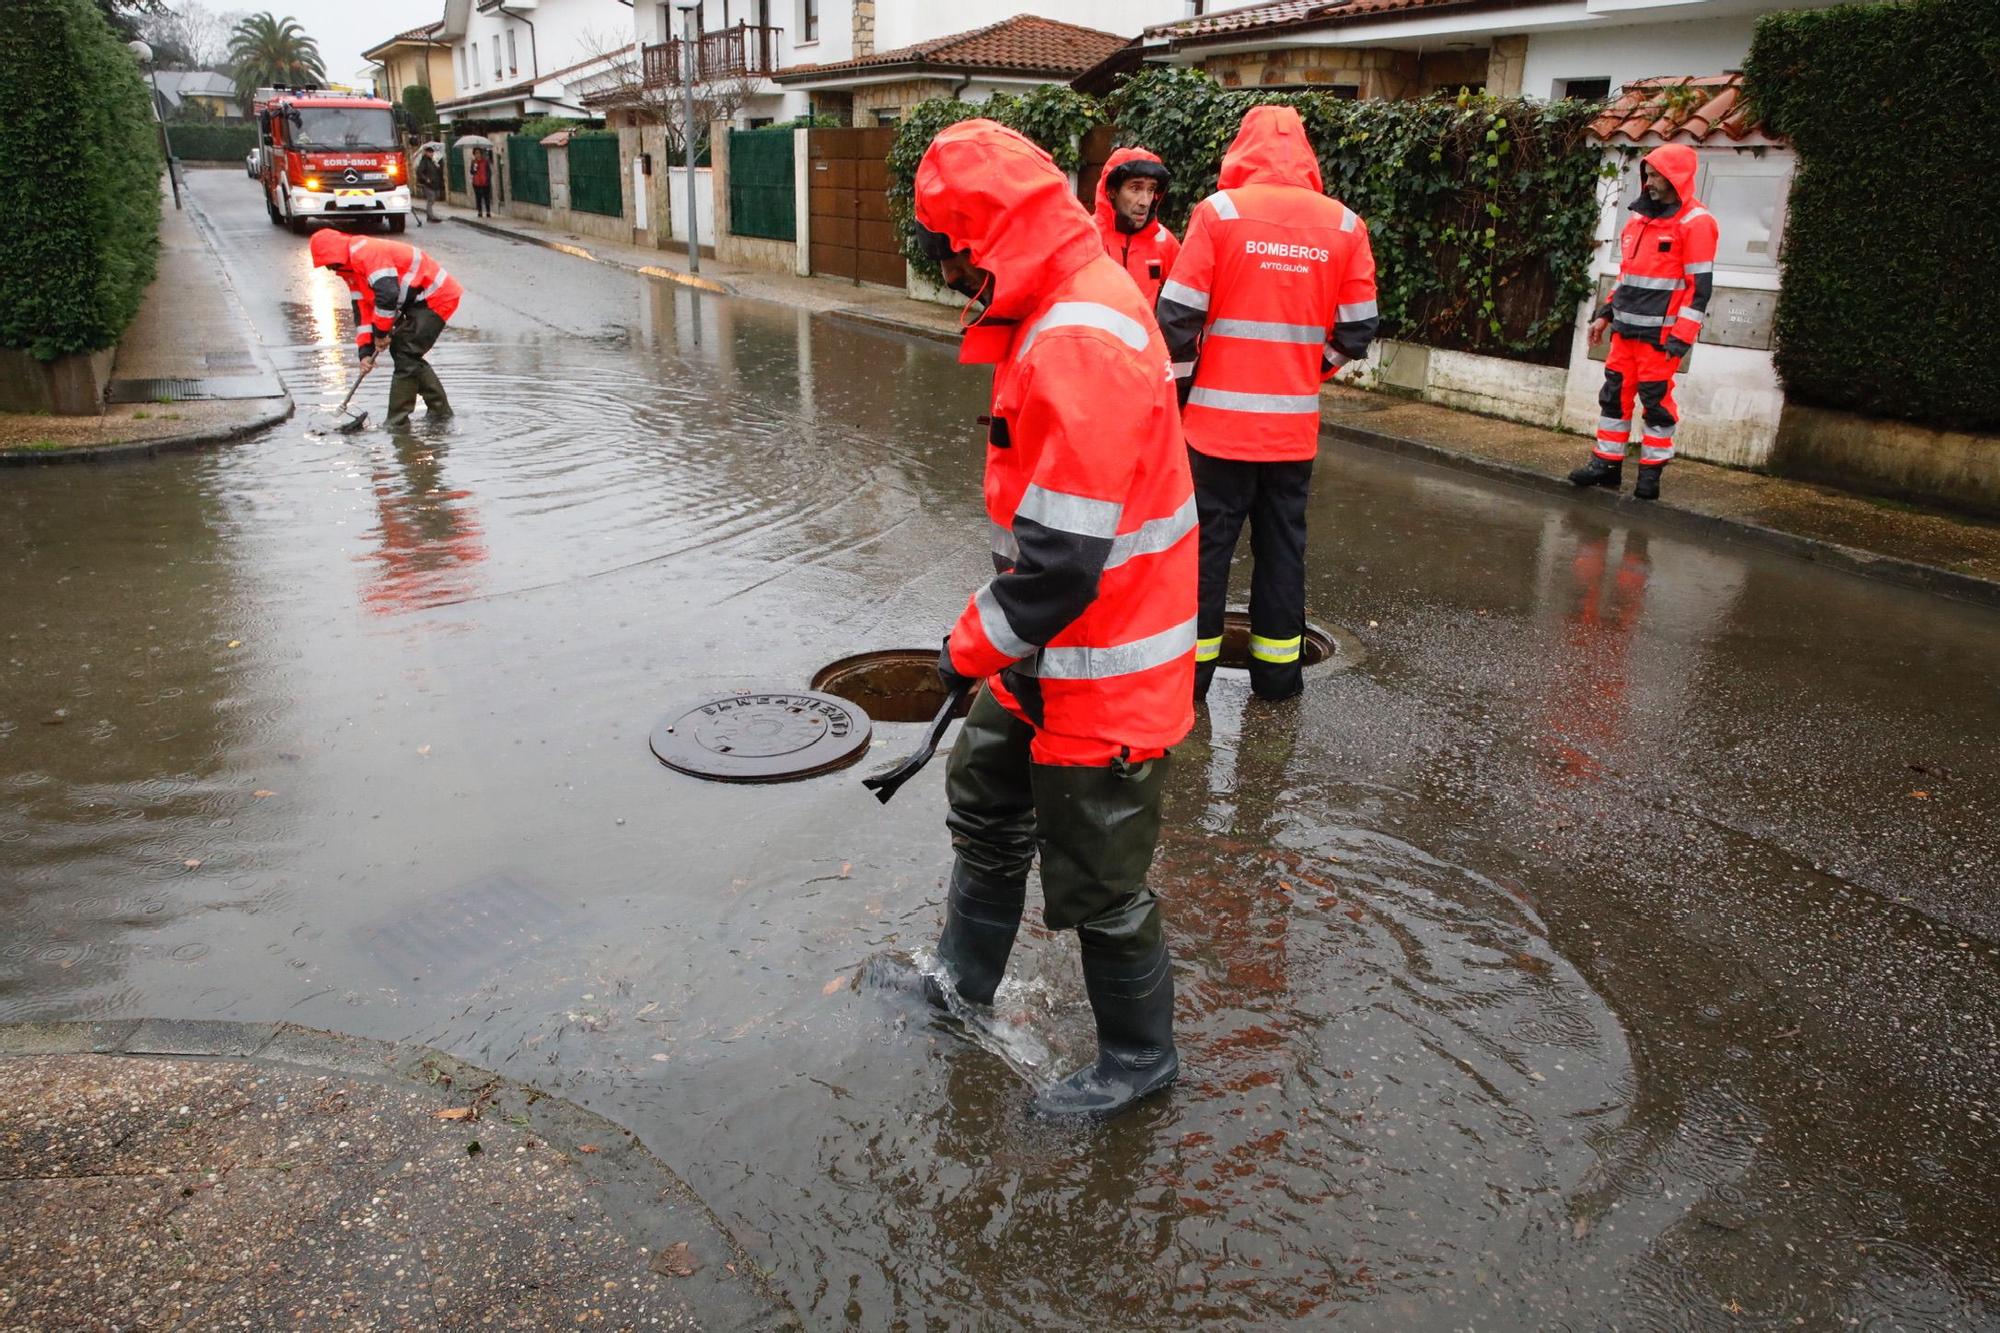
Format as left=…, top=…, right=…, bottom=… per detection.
left=309, top=229, right=460, bottom=429
left=901, top=120, right=1199, bottom=1119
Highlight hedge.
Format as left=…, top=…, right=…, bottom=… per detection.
left=0, top=0, right=161, bottom=361
left=888, top=69, right=1605, bottom=364
left=1745, top=0, right=2000, bottom=432
left=167, top=122, right=258, bottom=162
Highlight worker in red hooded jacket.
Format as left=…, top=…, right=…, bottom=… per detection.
left=309, top=229, right=461, bottom=428
left=912, top=119, right=1197, bottom=1119
left=1092, top=146, right=1182, bottom=305
left=1569, top=143, right=1718, bottom=501
left=1157, top=106, right=1377, bottom=703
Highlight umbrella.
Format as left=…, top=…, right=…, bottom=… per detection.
left=417, top=140, right=444, bottom=157
left=451, top=134, right=495, bottom=149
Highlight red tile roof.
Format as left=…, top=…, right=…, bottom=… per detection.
left=1588, top=74, right=1776, bottom=147
left=1145, top=0, right=1487, bottom=42
left=775, top=15, right=1128, bottom=83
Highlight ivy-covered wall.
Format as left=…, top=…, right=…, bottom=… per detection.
left=887, top=69, right=1606, bottom=365
left=1745, top=0, right=2000, bottom=433
left=0, top=0, right=162, bottom=361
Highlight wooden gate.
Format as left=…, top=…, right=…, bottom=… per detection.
left=807, top=127, right=901, bottom=287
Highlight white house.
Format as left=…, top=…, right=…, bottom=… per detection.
left=433, top=0, right=634, bottom=124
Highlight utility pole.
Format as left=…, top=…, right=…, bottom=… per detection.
left=128, top=40, right=181, bottom=211
left=674, top=0, right=700, bottom=274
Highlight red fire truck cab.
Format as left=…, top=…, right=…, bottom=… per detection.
left=256, top=87, right=412, bottom=234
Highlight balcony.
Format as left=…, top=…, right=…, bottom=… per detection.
left=642, top=23, right=782, bottom=88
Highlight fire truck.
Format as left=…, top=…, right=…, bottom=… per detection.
left=255, top=86, right=412, bottom=235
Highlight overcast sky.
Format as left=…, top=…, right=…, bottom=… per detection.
left=192, top=0, right=424, bottom=89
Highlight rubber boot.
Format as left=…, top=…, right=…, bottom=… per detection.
left=383, top=367, right=420, bottom=430
left=1634, top=462, right=1664, bottom=501
left=1032, top=931, right=1178, bottom=1118
left=1568, top=456, right=1623, bottom=489
left=932, top=861, right=1024, bottom=1007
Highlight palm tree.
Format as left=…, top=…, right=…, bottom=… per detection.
left=227, top=13, right=325, bottom=113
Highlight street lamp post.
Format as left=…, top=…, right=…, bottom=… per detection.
left=674, top=0, right=700, bottom=275
left=127, top=39, right=181, bottom=211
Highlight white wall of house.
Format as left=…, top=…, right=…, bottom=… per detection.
left=873, top=1, right=1190, bottom=49
left=449, top=0, right=629, bottom=105
left=1519, top=16, right=1759, bottom=99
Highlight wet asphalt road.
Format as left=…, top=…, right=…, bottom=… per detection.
left=2, top=170, right=1997, bottom=1328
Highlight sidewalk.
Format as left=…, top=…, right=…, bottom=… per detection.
left=442, top=205, right=2000, bottom=607
left=0, top=1020, right=793, bottom=1330
left=0, top=176, right=291, bottom=465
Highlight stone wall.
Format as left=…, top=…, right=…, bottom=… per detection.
left=851, top=78, right=955, bottom=126
left=1199, top=44, right=1511, bottom=99
left=852, top=0, right=875, bottom=59
left=1486, top=35, right=1527, bottom=98
left=1771, top=404, right=2000, bottom=518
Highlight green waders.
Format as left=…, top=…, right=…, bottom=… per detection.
left=383, top=304, right=451, bottom=429
left=936, top=690, right=1179, bottom=1118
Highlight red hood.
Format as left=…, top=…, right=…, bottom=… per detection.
left=1218, top=105, right=1322, bottom=192
left=1641, top=143, right=1700, bottom=211
left=308, top=228, right=353, bottom=268
left=914, top=119, right=1103, bottom=325
left=1093, top=145, right=1167, bottom=236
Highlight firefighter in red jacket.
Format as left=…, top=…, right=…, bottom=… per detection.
left=1092, top=146, right=1182, bottom=305
left=1569, top=143, right=1718, bottom=501
left=1157, top=106, right=1378, bottom=702
left=309, top=229, right=461, bottom=428
left=913, top=120, right=1198, bottom=1119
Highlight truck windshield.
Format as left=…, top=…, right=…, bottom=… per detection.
left=291, top=107, right=397, bottom=150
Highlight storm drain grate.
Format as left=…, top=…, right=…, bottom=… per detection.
left=106, top=375, right=285, bottom=404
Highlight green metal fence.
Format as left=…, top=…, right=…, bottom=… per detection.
left=448, top=145, right=464, bottom=194
left=568, top=133, right=624, bottom=217
left=728, top=128, right=794, bottom=242
left=507, top=134, right=549, bottom=207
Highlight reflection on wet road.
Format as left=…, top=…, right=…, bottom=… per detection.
left=2, top=171, right=1995, bottom=1327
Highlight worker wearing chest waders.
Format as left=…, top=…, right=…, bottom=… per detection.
left=310, top=229, right=461, bottom=428
left=914, top=120, right=1199, bottom=1118
left=1093, top=147, right=1181, bottom=306
left=1156, top=106, right=1378, bottom=704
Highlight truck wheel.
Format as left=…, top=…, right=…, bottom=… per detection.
left=284, top=193, right=307, bottom=235
left=266, top=187, right=282, bottom=225
left=386, top=214, right=406, bottom=234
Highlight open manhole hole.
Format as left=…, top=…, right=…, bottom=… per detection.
left=1213, top=610, right=1365, bottom=674
left=650, top=690, right=872, bottom=783
left=811, top=650, right=977, bottom=724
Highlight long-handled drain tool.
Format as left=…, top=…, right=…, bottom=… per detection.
left=325, top=363, right=372, bottom=433
left=863, top=681, right=971, bottom=805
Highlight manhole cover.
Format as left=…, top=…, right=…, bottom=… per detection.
left=810, top=650, right=976, bottom=724
left=1213, top=610, right=1365, bottom=674
left=650, top=690, right=873, bottom=783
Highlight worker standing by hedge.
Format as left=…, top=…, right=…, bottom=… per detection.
left=1092, top=147, right=1181, bottom=305
left=912, top=120, right=1198, bottom=1119
left=1156, top=106, right=1378, bottom=703
left=1569, top=144, right=1718, bottom=501
left=309, top=229, right=460, bottom=428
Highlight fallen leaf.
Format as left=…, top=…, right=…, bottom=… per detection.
left=649, top=1052, right=670, bottom=1063
left=183, top=859, right=202, bottom=869
left=253, top=790, right=276, bottom=799
left=1910, top=790, right=1930, bottom=799
left=435, top=1107, right=476, bottom=1121
left=226, top=640, right=241, bottom=649
left=839, top=861, right=851, bottom=878
left=821, top=976, right=845, bottom=996
left=1572, top=1217, right=1590, bottom=1240
left=576, top=1143, right=599, bottom=1154
left=650, top=1243, right=700, bottom=1278
left=417, top=745, right=431, bottom=756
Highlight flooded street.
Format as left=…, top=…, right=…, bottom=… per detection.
left=4, top=171, right=1997, bottom=1327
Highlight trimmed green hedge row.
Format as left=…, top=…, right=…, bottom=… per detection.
left=168, top=123, right=259, bottom=162
left=1745, top=0, right=2000, bottom=432
left=0, top=0, right=161, bottom=360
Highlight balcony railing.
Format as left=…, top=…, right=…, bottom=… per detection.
left=642, top=23, right=783, bottom=88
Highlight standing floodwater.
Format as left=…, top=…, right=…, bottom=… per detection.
left=1, top=172, right=1996, bottom=1327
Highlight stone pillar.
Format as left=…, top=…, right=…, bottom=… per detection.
left=1486, top=36, right=1528, bottom=98
left=852, top=0, right=874, bottom=58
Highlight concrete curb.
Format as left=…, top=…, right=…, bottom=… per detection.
left=450, top=216, right=737, bottom=296
left=1320, top=417, right=2000, bottom=612
left=0, top=1018, right=799, bottom=1328
left=824, top=306, right=960, bottom=347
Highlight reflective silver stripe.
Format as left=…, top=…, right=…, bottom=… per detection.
left=1208, top=318, right=1323, bottom=345
left=1106, top=495, right=1197, bottom=569
left=1015, top=483, right=1123, bottom=540
left=1249, top=633, right=1302, bottom=663
left=1597, top=417, right=1631, bottom=436
left=1640, top=444, right=1674, bottom=462
left=1036, top=616, right=1197, bottom=681
left=1154, top=224, right=1171, bottom=243
left=1170, top=360, right=1196, bottom=377
left=1641, top=419, right=1678, bottom=439
left=1618, top=273, right=1681, bottom=290
left=1159, top=279, right=1209, bottom=312
left=1683, top=207, right=1712, bottom=223
left=1206, top=190, right=1238, bottom=221
left=1337, top=300, right=1378, bottom=323
left=1676, top=307, right=1706, bottom=326
left=1615, top=313, right=1670, bottom=327
left=1324, top=350, right=1351, bottom=369
left=974, top=584, right=1035, bottom=659
left=1340, top=207, right=1359, bottom=233
left=1187, top=387, right=1321, bottom=415
left=414, top=267, right=451, bottom=301
left=1018, top=301, right=1150, bottom=360
left=1684, top=262, right=1713, bottom=275
left=990, top=521, right=1018, bottom=564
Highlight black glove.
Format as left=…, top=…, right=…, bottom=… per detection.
left=1664, top=337, right=1691, bottom=359
left=936, top=636, right=975, bottom=694
left=358, top=341, right=375, bottom=364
